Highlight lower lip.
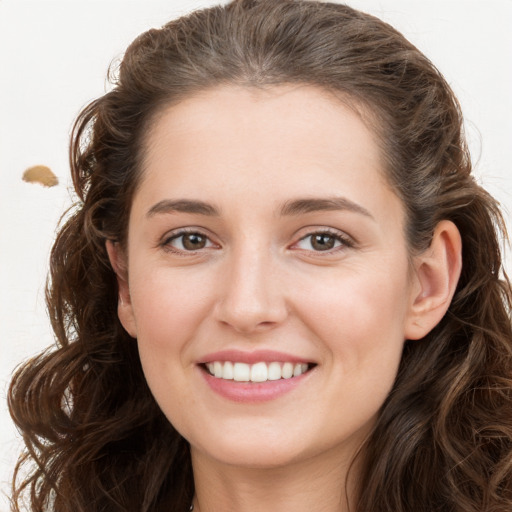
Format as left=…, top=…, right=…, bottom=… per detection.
left=200, top=367, right=311, bottom=403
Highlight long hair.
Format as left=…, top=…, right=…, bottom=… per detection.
left=9, top=1, right=512, bottom=511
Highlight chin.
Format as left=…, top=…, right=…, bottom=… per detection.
left=195, top=442, right=304, bottom=469
left=189, top=424, right=311, bottom=469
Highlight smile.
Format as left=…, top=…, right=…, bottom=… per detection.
left=205, top=361, right=311, bottom=382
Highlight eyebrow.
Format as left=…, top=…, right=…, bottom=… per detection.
left=146, top=199, right=220, bottom=218
left=280, top=196, right=374, bottom=219
left=146, top=196, right=374, bottom=220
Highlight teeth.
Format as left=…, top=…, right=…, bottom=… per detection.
left=293, top=363, right=305, bottom=377
left=223, top=361, right=234, bottom=380
left=233, top=362, right=250, bottom=382
left=214, top=361, right=223, bottom=378
left=268, top=361, right=282, bottom=381
left=282, top=362, right=293, bottom=379
left=205, top=361, right=310, bottom=382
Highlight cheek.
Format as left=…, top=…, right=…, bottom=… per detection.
left=297, top=262, right=411, bottom=377
left=294, top=266, right=411, bottom=432
left=127, top=267, right=215, bottom=410
left=130, top=265, right=214, bottom=341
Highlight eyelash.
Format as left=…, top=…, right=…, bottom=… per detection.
left=161, top=228, right=217, bottom=255
left=293, top=229, right=355, bottom=254
left=160, top=228, right=355, bottom=255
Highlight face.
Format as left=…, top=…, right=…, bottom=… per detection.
left=115, top=85, right=422, bottom=470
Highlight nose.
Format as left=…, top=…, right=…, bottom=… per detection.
left=214, top=245, right=288, bottom=335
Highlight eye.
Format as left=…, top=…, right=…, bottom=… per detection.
left=162, top=230, right=215, bottom=252
left=294, top=231, right=353, bottom=252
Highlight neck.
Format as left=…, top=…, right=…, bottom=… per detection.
left=190, top=445, right=362, bottom=512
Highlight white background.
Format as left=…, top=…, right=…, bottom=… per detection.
left=1, top=1, right=511, bottom=509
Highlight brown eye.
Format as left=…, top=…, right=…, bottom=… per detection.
left=181, top=233, right=207, bottom=250
left=294, top=231, right=352, bottom=253
left=165, top=231, right=213, bottom=252
left=310, top=234, right=336, bottom=251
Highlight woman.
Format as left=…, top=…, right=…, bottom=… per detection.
left=8, top=1, right=512, bottom=511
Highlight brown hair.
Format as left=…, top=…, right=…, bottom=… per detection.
left=9, top=1, right=512, bottom=511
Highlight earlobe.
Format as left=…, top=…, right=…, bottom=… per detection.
left=105, top=240, right=137, bottom=338
left=405, top=220, right=462, bottom=340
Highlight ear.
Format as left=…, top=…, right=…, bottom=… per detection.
left=105, top=240, right=137, bottom=338
left=405, top=220, right=462, bottom=340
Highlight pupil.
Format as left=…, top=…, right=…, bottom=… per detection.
left=312, top=234, right=334, bottom=251
left=183, top=234, right=206, bottom=250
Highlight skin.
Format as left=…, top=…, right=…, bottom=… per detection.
left=107, top=85, right=462, bottom=512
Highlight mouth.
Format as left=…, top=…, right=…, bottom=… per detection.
left=202, top=361, right=316, bottom=383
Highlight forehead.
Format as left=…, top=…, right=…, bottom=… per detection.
left=144, top=85, right=380, bottom=158
left=134, top=84, right=397, bottom=221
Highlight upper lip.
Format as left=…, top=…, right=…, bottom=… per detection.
left=198, top=349, right=314, bottom=365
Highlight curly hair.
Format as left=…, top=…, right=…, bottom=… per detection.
left=8, top=1, right=512, bottom=511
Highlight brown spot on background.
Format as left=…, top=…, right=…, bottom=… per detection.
left=22, top=165, right=58, bottom=187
